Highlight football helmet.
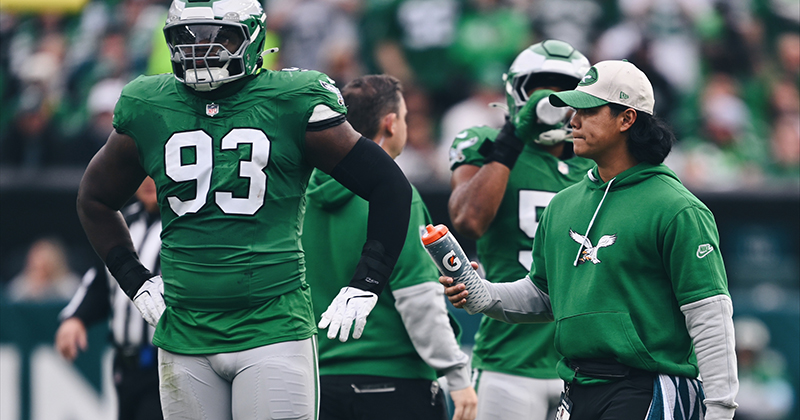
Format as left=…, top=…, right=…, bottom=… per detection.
left=164, top=0, right=267, bottom=91
left=503, top=40, right=590, bottom=145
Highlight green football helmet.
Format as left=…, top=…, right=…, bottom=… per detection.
left=503, top=40, right=590, bottom=145
left=164, top=0, right=267, bottom=91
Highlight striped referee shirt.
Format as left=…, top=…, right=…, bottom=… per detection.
left=60, top=201, right=162, bottom=354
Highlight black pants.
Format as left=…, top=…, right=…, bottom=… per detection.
left=320, top=375, right=448, bottom=420
left=114, top=351, right=163, bottom=420
left=567, top=371, right=655, bottom=420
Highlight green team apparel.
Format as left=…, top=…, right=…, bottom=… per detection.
left=113, top=69, right=348, bottom=354
left=529, top=163, right=730, bottom=384
left=303, top=169, right=445, bottom=380
left=449, top=126, right=593, bottom=379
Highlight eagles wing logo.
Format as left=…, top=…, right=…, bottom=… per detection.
left=569, top=229, right=617, bottom=264
left=449, top=135, right=480, bottom=165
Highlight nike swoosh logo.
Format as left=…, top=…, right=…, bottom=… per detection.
left=696, top=245, right=714, bottom=259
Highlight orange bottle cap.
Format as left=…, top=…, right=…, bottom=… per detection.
left=421, top=224, right=449, bottom=245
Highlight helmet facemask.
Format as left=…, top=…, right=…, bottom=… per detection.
left=164, top=0, right=267, bottom=91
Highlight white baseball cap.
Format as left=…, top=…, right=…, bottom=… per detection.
left=549, top=60, right=655, bottom=115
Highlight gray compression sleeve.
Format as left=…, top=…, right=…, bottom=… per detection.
left=480, top=276, right=554, bottom=324
left=393, top=282, right=471, bottom=390
left=681, top=294, right=738, bottom=420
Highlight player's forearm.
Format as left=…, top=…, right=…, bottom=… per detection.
left=329, top=137, right=412, bottom=295
left=480, top=277, right=554, bottom=324
left=77, top=194, right=136, bottom=261
left=448, top=164, right=509, bottom=239
left=77, top=131, right=147, bottom=261
left=393, top=282, right=471, bottom=390
left=681, top=294, right=738, bottom=420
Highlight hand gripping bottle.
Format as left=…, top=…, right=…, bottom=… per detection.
left=421, top=224, right=491, bottom=313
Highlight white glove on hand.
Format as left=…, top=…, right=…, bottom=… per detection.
left=133, top=275, right=166, bottom=328
left=318, top=287, right=378, bottom=342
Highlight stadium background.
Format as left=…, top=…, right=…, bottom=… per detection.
left=0, top=0, right=798, bottom=419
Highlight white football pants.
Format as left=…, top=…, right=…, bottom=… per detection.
left=158, top=337, right=318, bottom=420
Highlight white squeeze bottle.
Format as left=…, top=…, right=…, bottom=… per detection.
left=421, top=224, right=491, bottom=313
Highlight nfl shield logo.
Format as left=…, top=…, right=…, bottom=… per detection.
left=206, top=103, right=219, bottom=117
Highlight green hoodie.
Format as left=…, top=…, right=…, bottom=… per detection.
left=303, top=169, right=447, bottom=380
left=529, top=163, right=730, bottom=383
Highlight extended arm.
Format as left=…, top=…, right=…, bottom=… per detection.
left=681, top=294, right=738, bottom=420
left=481, top=277, right=554, bottom=323
left=441, top=273, right=553, bottom=323
left=306, top=122, right=411, bottom=277
left=307, top=122, right=412, bottom=341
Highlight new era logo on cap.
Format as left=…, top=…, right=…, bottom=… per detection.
left=549, top=60, right=655, bottom=115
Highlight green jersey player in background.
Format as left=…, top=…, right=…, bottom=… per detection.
left=76, top=1, right=412, bottom=419
left=304, top=74, right=477, bottom=420
left=447, top=40, right=592, bottom=420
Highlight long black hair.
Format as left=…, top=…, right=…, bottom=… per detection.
left=608, top=103, right=675, bottom=165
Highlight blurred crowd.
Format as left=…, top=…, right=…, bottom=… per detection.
left=0, top=0, right=798, bottom=192
left=0, top=3, right=797, bottom=418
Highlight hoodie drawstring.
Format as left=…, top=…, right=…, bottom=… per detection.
left=573, top=177, right=615, bottom=266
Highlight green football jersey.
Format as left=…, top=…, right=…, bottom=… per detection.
left=113, top=69, right=347, bottom=354
left=303, top=169, right=441, bottom=380
left=449, top=126, right=593, bottom=378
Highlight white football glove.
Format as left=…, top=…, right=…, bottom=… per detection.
left=133, top=275, right=166, bottom=328
left=318, top=287, right=378, bottom=342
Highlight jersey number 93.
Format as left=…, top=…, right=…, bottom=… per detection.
left=165, top=128, right=271, bottom=216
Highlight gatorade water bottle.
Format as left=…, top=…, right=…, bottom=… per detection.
left=421, top=224, right=491, bottom=313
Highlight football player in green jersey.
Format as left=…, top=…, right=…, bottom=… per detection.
left=304, top=74, right=478, bottom=420
left=447, top=40, right=592, bottom=420
left=76, top=1, right=412, bottom=419
left=443, top=61, right=738, bottom=420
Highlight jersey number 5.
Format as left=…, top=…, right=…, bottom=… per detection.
left=518, top=190, right=556, bottom=271
left=165, top=129, right=270, bottom=216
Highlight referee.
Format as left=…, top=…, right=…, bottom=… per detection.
left=56, top=177, right=163, bottom=420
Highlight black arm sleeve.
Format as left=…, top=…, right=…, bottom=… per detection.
left=329, top=137, right=412, bottom=295
left=105, top=245, right=153, bottom=300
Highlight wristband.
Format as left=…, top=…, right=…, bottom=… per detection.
left=348, top=240, right=394, bottom=295
left=106, top=246, right=154, bottom=300
left=482, top=120, right=524, bottom=169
